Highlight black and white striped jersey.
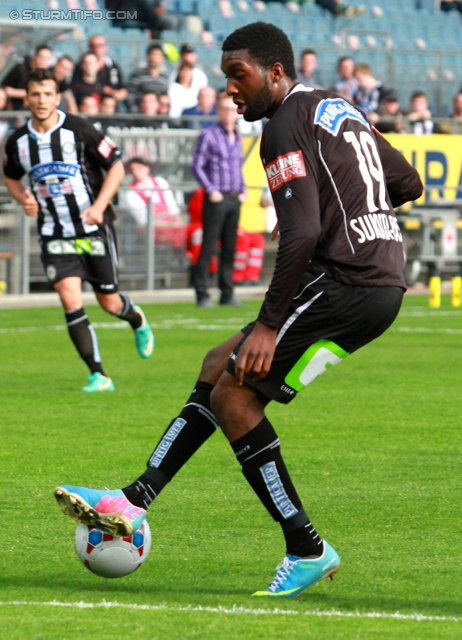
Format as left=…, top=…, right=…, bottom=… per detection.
left=3, top=111, right=122, bottom=239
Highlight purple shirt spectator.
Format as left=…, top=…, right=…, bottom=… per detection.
left=192, top=122, right=245, bottom=195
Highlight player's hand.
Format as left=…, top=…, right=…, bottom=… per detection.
left=208, top=190, right=224, bottom=203
left=238, top=191, right=247, bottom=203
left=234, top=321, right=278, bottom=386
left=271, top=222, right=280, bottom=241
left=22, top=189, right=38, bottom=216
left=80, top=204, right=104, bottom=226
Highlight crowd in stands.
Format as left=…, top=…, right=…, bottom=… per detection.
left=3, top=33, right=462, bottom=139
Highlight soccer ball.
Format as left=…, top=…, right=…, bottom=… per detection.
left=75, top=520, right=151, bottom=578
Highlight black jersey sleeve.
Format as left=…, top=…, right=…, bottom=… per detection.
left=3, top=131, right=26, bottom=180
left=67, top=114, right=122, bottom=170
left=373, top=127, right=423, bottom=207
left=257, top=100, right=322, bottom=329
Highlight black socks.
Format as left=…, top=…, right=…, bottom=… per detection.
left=65, top=308, right=104, bottom=375
left=232, top=417, right=323, bottom=558
left=116, top=291, right=142, bottom=329
left=122, top=381, right=217, bottom=509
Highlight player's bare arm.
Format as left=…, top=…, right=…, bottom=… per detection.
left=3, top=177, right=38, bottom=216
left=80, top=160, right=125, bottom=225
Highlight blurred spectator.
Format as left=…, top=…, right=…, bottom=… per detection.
left=169, top=43, right=208, bottom=96
left=129, top=0, right=184, bottom=40
left=438, top=91, right=462, bottom=134
left=191, top=93, right=246, bottom=307
left=78, top=94, right=101, bottom=116
left=71, top=52, right=105, bottom=108
left=97, top=94, right=128, bottom=132
left=0, top=86, right=16, bottom=142
left=52, top=55, right=78, bottom=114
left=73, top=34, right=127, bottom=107
left=157, top=93, right=171, bottom=115
left=315, top=0, right=365, bottom=17
left=373, top=88, right=406, bottom=133
left=2, top=44, right=53, bottom=110
left=406, top=91, right=435, bottom=135
left=131, top=91, right=172, bottom=130
left=124, top=156, right=185, bottom=246
left=334, top=55, right=359, bottom=103
left=100, top=94, right=118, bottom=115
left=296, top=49, right=322, bottom=89
left=181, top=85, right=217, bottom=129
left=187, top=187, right=265, bottom=288
left=451, top=91, right=462, bottom=119
left=353, top=63, right=384, bottom=114
left=139, top=91, right=160, bottom=117
left=438, top=91, right=462, bottom=133
left=127, top=44, right=169, bottom=113
left=168, top=62, right=198, bottom=118
left=233, top=227, right=265, bottom=286
left=440, top=0, right=462, bottom=14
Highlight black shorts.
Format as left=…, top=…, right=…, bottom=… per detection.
left=40, top=225, right=119, bottom=294
left=226, top=266, right=404, bottom=404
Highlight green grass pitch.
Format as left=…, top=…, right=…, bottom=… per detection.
left=0, top=294, right=460, bottom=639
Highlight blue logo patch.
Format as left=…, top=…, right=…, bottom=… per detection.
left=29, top=161, right=78, bottom=183
left=314, top=98, right=369, bottom=136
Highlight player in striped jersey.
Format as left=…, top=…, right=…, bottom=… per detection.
left=3, top=69, right=154, bottom=392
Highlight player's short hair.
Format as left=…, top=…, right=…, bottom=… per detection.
left=222, top=22, right=297, bottom=80
left=25, top=68, right=59, bottom=92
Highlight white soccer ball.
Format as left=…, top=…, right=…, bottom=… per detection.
left=75, top=520, right=151, bottom=578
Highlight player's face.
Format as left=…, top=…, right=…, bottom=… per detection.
left=221, top=49, right=276, bottom=121
left=25, top=80, right=61, bottom=124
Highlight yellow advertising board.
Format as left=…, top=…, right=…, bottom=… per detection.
left=240, top=133, right=462, bottom=232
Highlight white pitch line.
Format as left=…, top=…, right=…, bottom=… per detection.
left=2, top=323, right=462, bottom=336
left=0, top=601, right=459, bottom=623
left=0, top=319, right=244, bottom=334
left=392, top=326, right=462, bottom=334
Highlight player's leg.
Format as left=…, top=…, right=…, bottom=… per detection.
left=54, top=276, right=114, bottom=392
left=209, top=275, right=403, bottom=595
left=95, top=290, right=154, bottom=359
left=211, top=373, right=338, bottom=597
left=89, top=225, right=154, bottom=358
left=54, top=331, right=245, bottom=534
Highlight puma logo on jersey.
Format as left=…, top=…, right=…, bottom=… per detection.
left=315, top=98, right=369, bottom=136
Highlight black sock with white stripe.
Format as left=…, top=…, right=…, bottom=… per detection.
left=232, top=417, right=323, bottom=558
left=65, top=307, right=105, bottom=375
left=116, top=291, right=142, bottom=329
left=122, top=381, right=217, bottom=509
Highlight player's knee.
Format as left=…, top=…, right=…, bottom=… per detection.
left=210, top=381, right=227, bottom=423
left=199, top=345, right=229, bottom=384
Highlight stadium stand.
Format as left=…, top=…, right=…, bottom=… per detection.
left=1, top=0, right=461, bottom=116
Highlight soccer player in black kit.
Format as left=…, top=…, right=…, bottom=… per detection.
left=55, top=23, right=423, bottom=595
left=4, top=69, right=154, bottom=392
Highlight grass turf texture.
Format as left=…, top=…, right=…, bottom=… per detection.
left=0, top=294, right=460, bottom=639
